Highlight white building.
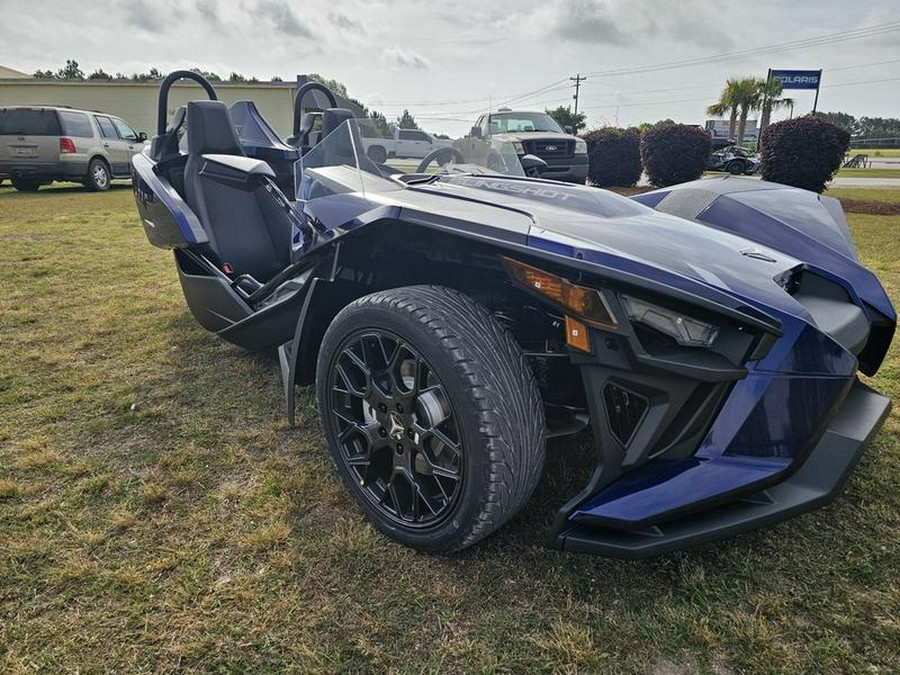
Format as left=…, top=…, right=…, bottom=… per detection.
left=0, top=67, right=362, bottom=138
left=704, top=119, right=759, bottom=143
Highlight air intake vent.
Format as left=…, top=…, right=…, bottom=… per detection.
left=603, top=383, right=649, bottom=447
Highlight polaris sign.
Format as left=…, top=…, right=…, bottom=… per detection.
left=770, top=70, right=822, bottom=90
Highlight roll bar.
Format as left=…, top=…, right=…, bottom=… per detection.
left=291, top=82, right=339, bottom=136
left=156, top=70, right=218, bottom=136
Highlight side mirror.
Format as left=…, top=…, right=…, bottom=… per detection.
left=470, top=126, right=482, bottom=139
left=564, top=125, right=574, bottom=135
left=520, top=154, right=548, bottom=178
left=138, top=131, right=148, bottom=142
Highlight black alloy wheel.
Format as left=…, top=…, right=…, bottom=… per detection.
left=316, top=285, right=546, bottom=553
left=327, top=329, right=463, bottom=527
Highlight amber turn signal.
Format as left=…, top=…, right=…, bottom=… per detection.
left=503, top=257, right=618, bottom=328
left=565, top=316, right=591, bottom=352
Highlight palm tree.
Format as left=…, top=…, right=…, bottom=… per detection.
left=730, top=77, right=762, bottom=146
left=706, top=80, right=740, bottom=139
left=757, top=78, right=795, bottom=136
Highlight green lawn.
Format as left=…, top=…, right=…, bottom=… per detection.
left=827, top=186, right=900, bottom=204
left=835, top=168, right=900, bottom=179
left=1, top=184, right=899, bottom=674
left=848, top=148, right=900, bottom=158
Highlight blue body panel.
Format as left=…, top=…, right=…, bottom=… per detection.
left=132, top=152, right=208, bottom=248
left=136, top=134, right=894, bottom=538
left=393, top=177, right=892, bottom=528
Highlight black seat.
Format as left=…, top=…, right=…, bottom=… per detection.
left=149, top=106, right=186, bottom=162
left=183, top=100, right=293, bottom=282
left=229, top=100, right=299, bottom=195
left=316, top=108, right=392, bottom=177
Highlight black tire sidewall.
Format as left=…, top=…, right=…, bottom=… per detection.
left=368, top=146, right=387, bottom=164
left=317, top=297, right=506, bottom=552
left=11, top=177, right=41, bottom=192
left=727, top=160, right=744, bottom=175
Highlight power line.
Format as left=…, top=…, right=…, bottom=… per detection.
left=579, top=75, right=900, bottom=114
left=828, top=58, right=900, bottom=72
left=373, top=79, right=570, bottom=113
left=822, top=75, right=900, bottom=89
left=361, top=23, right=900, bottom=126
left=389, top=83, right=574, bottom=118
left=581, top=21, right=900, bottom=79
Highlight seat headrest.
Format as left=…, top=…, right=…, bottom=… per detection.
left=322, top=108, right=356, bottom=138
left=186, top=100, right=245, bottom=157
left=166, top=106, right=186, bottom=134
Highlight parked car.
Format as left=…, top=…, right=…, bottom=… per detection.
left=466, top=109, right=589, bottom=184
left=130, top=71, right=894, bottom=558
left=361, top=128, right=452, bottom=163
left=708, top=145, right=758, bottom=175
left=0, top=105, right=146, bottom=191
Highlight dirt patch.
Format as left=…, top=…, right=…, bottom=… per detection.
left=838, top=198, right=900, bottom=216
left=606, top=185, right=655, bottom=196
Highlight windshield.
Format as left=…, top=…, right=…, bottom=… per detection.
left=295, top=118, right=527, bottom=201
left=488, top=112, right=563, bottom=134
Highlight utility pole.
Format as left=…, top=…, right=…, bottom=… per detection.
left=570, top=73, right=587, bottom=116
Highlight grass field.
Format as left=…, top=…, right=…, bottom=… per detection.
left=834, top=168, right=900, bottom=179
left=1, top=183, right=899, bottom=674
left=827, top=187, right=900, bottom=204
left=848, top=148, right=900, bottom=158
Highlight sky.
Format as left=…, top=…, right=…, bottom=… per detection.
left=2, top=0, right=899, bottom=137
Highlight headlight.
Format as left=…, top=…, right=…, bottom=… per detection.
left=574, top=139, right=587, bottom=153
left=513, top=141, right=525, bottom=154
left=620, top=295, right=718, bottom=347
left=503, top=257, right=617, bottom=328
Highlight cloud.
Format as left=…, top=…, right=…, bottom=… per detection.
left=195, top=0, right=222, bottom=26
left=123, top=0, right=166, bottom=33
left=382, top=47, right=431, bottom=70
left=254, top=1, right=313, bottom=37
left=551, top=0, right=627, bottom=45
left=328, top=11, right=365, bottom=34
left=536, top=0, right=732, bottom=51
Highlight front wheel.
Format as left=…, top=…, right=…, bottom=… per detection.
left=316, top=285, right=546, bottom=553
left=726, top=160, right=745, bottom=175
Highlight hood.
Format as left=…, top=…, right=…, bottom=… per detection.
left=492, top=131, right=576, bottom=143
left=423, top=175, right=861, bottom=320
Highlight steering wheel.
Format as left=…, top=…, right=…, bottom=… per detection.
left=416, top=147, right=466, bottom=173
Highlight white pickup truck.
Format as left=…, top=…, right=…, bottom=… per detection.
left=362, top=129, right=452, bottom=163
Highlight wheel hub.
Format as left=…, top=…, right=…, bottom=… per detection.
left=386, top=411, right=405, bottom=440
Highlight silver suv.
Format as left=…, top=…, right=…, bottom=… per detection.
left=0, top=106, right=146, bottom=192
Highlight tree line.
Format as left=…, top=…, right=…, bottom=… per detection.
left=29, top=60, right=428, bottom=139
left=815, top=112, right=900, bottom=144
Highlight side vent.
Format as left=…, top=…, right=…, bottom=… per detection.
left=603, top=383, right=649, bottom=447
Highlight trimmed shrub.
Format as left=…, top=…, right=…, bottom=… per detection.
left=640, top=124, right=711, bottom=187
left=759, top=115, right=850, bottom=193
left=582, top=127, right=642, bottom=187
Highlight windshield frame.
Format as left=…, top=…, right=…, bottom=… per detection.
left=296, top=118, right=527, bottom=200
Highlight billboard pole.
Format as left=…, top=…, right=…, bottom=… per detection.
left=812, top=69, right=822, bottom=113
